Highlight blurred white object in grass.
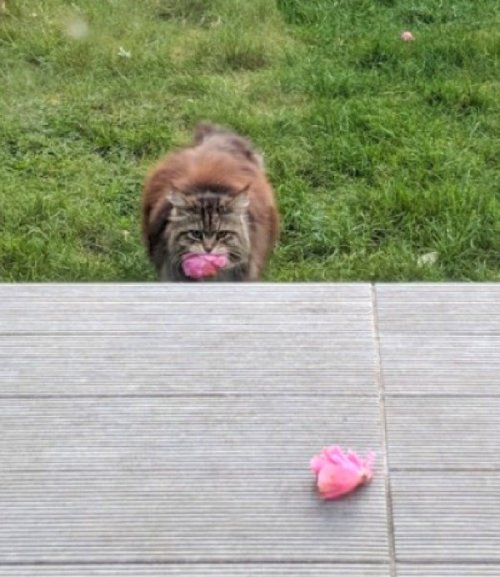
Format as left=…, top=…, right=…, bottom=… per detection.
left=118, top=46, right=132, bottom=58
left=417, top=251, right=439, bottom=267
left=400, top=30, right=415, bottom=42
left=64, top=15, right=89, bottom=40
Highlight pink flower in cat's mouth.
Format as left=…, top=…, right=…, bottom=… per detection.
left=182, top=253, right=228, bottom=279
left=310, top=445, right=375, bottom=500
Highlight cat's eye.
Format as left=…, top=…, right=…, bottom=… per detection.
left=216, top=231, right=231, bottom=240
left=189, top=230, right=203, bottom=240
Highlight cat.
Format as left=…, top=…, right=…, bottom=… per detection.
left=142, top=123, right=279, bottom=281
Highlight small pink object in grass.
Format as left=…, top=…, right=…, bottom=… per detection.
left=310, top=445, right=375, bottom=500
left=182, top=253, right=228, bottom=279
left=400, top=31, right=415, bottom=42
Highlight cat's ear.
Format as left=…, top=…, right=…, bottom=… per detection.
left=228, top=185, right=250, bottom=213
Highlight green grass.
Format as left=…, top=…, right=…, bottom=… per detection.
left=0, top=0, right=499, bottom=281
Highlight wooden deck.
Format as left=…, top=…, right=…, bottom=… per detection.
left=1, top=283, right=499, bottom=576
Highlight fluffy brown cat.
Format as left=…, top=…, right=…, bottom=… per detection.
left=142, top=123, right=279, bottom=281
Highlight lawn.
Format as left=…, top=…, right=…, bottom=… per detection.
left=0, top=0, right=499, bottom=281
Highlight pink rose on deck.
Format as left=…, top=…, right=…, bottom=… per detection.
left=182, top=253, right=228, bottom=279
left=310, top=445, right=375, bottom=500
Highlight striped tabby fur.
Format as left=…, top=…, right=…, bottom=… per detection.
left=142, top=123, right=279, bottom=281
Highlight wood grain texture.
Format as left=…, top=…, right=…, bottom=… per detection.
left=0, top=335, right=375, bottom=395
left=0, top=283, right=371, bottom=303
left=392, top=472, right=500, bottom=562
left=0, top=284, right=375, bottom=396
left=0, top=566, right=390, bottom=577
left=0, top=283, right=386, bottom=567
left=3, top=282, right=499, bottom=575
left=375, top=284, right=500, bottom=394
left=398, top=567, right=500, bottom=577
left=0, top=468, right=387, bottom=563
left=386, top=397, right=500, bottom=470
left=0, top=397, right=381, bottom=471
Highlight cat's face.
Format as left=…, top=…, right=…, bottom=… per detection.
left=165, top=190, right=251, bottom=278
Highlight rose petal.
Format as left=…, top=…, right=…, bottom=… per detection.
left=208, top=254, right=229, bottom=269
left=346, top=450, right=364, bottom=468
left=182, top=253, right=228, bottom=279
left=317, top=462, right=362, bottom=499
left=310, top=445, right=375, bottom=500
left=310, top=455, right=328, bottom=474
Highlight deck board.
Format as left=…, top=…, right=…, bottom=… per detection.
left=0, top=468, right=387, bottom=563
left=0, top=285, right=374, bottom=396
left=376, top=284, right=500, bottom=571
left=1, top=283, right=500, bottom=575
left=0, top=397, right=381, bottom=471
left=375, top=284, right=500, bottom=395
left=391, top=471, right=500, bottom=562
left=397, top=568, right=500, bottom=577
left=386, top=397, right=500, bottom=470
left=0, top=566, right=390, bottom=577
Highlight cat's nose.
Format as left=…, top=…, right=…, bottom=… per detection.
left=202, top=238, right=215, bottom=252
